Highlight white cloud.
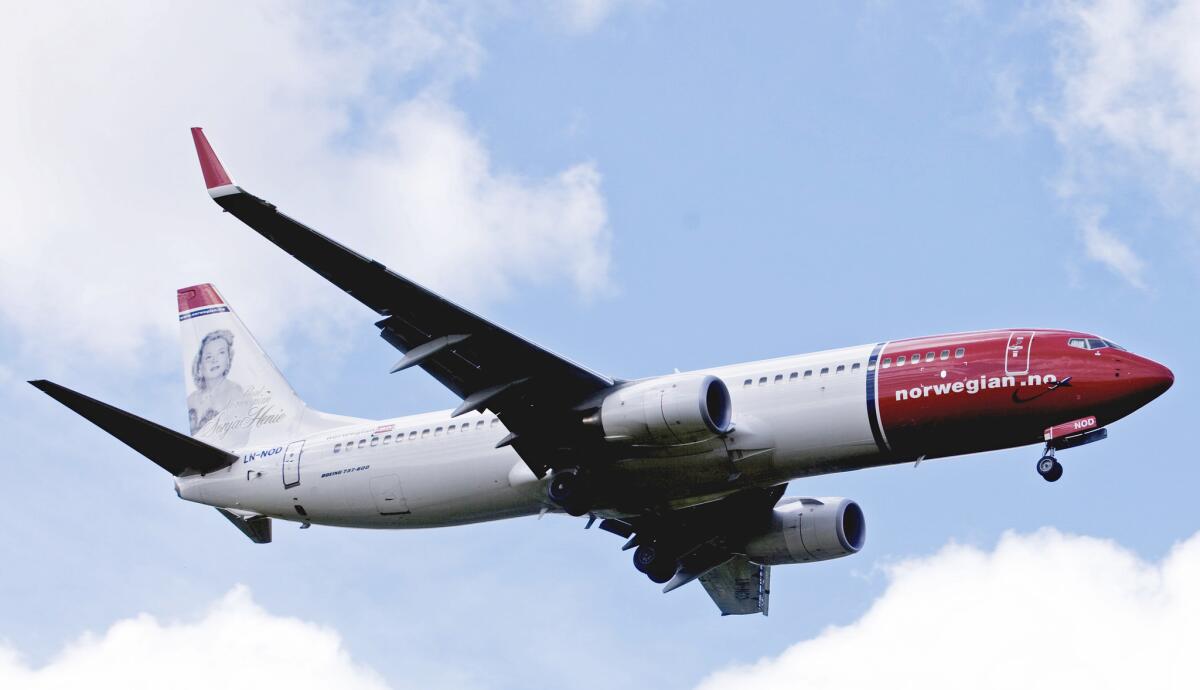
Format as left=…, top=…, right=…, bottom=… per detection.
left=1080, top=210, right=1147, bottom=287
left=697, top=528, right=1200, bottom=690
left=552, top=0, right=650, bottom=33
left=0, top=2, right=610, bottom=370
left=1039, top=0, right=1200, bottom=286
left=0, top=587, right=390, bottom=690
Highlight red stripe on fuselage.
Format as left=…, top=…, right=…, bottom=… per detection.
left=874, top=329, right=1170, bottom=458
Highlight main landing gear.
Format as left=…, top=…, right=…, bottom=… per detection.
left=1036, top=452, right=1063, bottom=482
left=547, top=468, right=593, bottom=517
left=632, top=541, right=677, bottom=584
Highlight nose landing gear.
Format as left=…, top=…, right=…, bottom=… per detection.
left=1035, top=421, right=1109, bottom=483
left=1036, top=452, right=1063, bottom=482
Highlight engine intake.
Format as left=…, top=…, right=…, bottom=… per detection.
left=598, top=374, right=733, bottom=446
left=742, top=497, right=865, bottom=565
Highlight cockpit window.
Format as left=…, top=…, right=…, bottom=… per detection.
left=1069, top=337, right=1126, bottom=351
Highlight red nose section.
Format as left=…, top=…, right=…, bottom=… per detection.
left=1140, top=360, right=1174, bottom=399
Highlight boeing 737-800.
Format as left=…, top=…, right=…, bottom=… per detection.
left=30, top=128, right=1174, bottom=616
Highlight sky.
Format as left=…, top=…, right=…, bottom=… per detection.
left=2, top=1, right=1199, bottom=688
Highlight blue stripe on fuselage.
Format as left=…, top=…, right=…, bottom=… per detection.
left=865, top=342, right=889, bottom=454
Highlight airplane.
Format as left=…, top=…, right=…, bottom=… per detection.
left=30, top=128, right=1174, bottom=616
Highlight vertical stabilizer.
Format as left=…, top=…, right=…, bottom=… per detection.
left=178, top=284, right=359, bottom=451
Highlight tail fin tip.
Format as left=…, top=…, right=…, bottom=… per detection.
left=178, top=283, right=226, bottom=315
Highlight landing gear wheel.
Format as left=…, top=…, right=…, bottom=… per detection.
left=1037, top=456, right=1063, bottom=482
left=547, top=469, right=591, bottom=517
left=633, top=544, right=676, bottom=584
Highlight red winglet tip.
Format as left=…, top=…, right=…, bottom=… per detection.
left=177, top=283, right=226, bottom=313
left=190, top=127, right=233, bottom=189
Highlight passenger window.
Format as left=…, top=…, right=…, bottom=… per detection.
left=803, top=370, right=813, bottom=378
left=835, top=365, right=845, bottom=374
left=370, top=436, right=379, bottom=447
left=954, top=347, right=965, bottom=358
left=435, top=427, right=443, bottom=436
left=491, top=419, right=500, bottom=427
left=357, top=439, right=366, bottom=449
left=820, top=367, right=829, bottom=376
left=743, top=379, right=752, bottom=387
left=409, top=431, right=417, bottom=440
left=925, top=352, right=935, bottom=362
left=896, top=355, right=906, bottom=366
left=421, top=429, right=429, bottom=438
left=939, top=350, right=949, bottom=360
left=851, top=362, right=861, bottom=371
left=448, top=425, right=456, bottom=432
left=774, top=374, right=783, bottom=383
left=476, top=421, right=485, bottom=429
left=789, top=372, right=798, bottom=381
left=333, top=443, right=341, bottom=453
left=882, top=357, right=892, bottom=368
left=758, top=377, right=767, bottom=386
left=383, top=435, right=391, bottom=445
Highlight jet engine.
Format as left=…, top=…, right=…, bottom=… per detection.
left=741, top=497, right=865, bottom=565
left=597, top=374, right=733, bottom=446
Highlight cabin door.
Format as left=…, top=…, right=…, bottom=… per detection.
left=281, top=440, right=304, bottom=489
left=1005, top=331, right=1034, bottom=376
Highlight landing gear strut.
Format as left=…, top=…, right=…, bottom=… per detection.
left=1036, top=452, right=1063, bottom=482
left=547, top=468, right=592, bottom=517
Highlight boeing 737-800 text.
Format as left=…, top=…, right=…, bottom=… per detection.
left=30, top=128, right=1174, bottom=615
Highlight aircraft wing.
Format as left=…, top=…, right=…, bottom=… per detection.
left=699, top=556, right=770, bottom=616
left=190, top=128, right=614, bottom=477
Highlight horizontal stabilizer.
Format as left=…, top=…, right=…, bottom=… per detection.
left=30, top=380, right=238, bottom=476
left=699, top=556, right=771, bottom=616
left=216, top=508, right=272, bottom=544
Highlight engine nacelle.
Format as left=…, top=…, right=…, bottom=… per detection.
left=598, top=374, right=733, bottom=446
left=742, top=497, right=865, bottom=565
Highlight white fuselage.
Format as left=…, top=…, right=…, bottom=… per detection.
left=177, top=343, right=884, bottom=527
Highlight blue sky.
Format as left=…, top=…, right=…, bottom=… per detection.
left=2, top=2, right=1199, bottom=688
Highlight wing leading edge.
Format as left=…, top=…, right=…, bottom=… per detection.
left=189, top=128, right=614, bottom=477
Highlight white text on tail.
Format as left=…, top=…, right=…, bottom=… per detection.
left=178, top=284, right=359, bottom=451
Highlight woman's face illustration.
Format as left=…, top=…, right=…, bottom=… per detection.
left=200, top=339, right=230, bottom=384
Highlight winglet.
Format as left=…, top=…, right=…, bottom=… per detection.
left=190, top=127, right=237, bottom=197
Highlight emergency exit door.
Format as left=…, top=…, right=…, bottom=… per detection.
left=369, top=475, right=411, bottom=515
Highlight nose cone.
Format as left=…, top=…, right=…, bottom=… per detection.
left=1147, top=360, right=1174, bottom=397
left=1131, top=358, right=1174, bottom=402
